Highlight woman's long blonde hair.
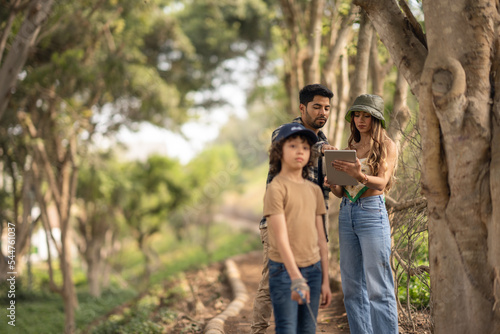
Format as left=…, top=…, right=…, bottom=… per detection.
left=347, top=117, right=396, bottom=192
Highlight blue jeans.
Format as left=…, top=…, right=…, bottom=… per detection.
left=339, top=195, right=398, bottom=334
left=268, top=259, right=322, bottom=334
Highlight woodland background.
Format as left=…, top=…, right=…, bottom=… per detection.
left=1, top=0, right=499, bottom=333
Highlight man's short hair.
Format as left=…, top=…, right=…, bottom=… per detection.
left=299, top=84, right=334, bottom=106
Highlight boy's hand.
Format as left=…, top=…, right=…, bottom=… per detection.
left=292, top=288, right=310, bottom=305
left=319, top=281, right=332, bottom=308
left=291, top=278, right=310, bottom=304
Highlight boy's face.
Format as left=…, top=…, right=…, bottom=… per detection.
left=281, top=136, right=311, bottom=171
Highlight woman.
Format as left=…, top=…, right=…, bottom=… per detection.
left=326, top=94, right=399, bottom=334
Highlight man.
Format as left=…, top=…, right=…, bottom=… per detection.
left=251, top=84, right=336, bottom=334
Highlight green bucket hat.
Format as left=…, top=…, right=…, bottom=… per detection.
left=345, top=94, right=386, bottom=128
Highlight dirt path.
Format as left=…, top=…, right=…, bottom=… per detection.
left=221, top=251, right=350, bottom=333
left=88, top=213, right=428, bottom=333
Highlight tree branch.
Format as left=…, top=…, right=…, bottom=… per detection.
left=304, top=0, right=325, bottom=83
left=393, top=249, right=430, bottom=276
left=323, top=3, right=357, bottom=88
left=386, top=195, right=427, bottom=211
left=18, top=111, right=62, bottom=205
left=0, top=0, right=55, bottom=121
left=0, top=0, right=23, bottom=64
left=353, top=0, right=427, bottom=98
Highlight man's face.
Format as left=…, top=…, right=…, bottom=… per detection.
left=300, top=95, right=331, bottom=130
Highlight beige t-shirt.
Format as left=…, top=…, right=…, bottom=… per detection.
left=263, top=174, right=327, bottom=267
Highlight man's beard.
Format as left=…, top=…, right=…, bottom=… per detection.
left=305, top=111, right=327, bottom=129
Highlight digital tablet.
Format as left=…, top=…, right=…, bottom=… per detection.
left=324, top=150, right=358, bottom=186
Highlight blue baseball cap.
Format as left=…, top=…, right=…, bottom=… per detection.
left=274, top=123, right=318, bottom=145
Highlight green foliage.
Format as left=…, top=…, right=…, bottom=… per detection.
left=0, top=289, right=63, bottom=334
left=388, top=118, right=430, bottom=313
left=89, top=223, right=260, bottom=333
left=149, top=224, right=261, bottom=284
left=160, top=0, right=273, bottom=97
left=91, top=293, right=163, bottom=334
left=77, top=153, right=122, bottom=203
left=0, top=222, right=259, bottom=333
left=398, top=270, right=431, bottom=310
left=395, top=221, right=430, bottom=309
left=394, top=218, right=430, bottom=309
left=0, top=280, right=137, bottom=334
left=118, top=155, right=189, bottom=233
left=216, top=99, right=288, bottom=168
left=185, top=143, right=241, bottom=206
left=8, top=0, right=186, bottom=134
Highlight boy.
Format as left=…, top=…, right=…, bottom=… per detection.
left=263, top=123, right=332, bottom=333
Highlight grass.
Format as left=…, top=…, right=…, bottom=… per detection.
left=0, top=221, right=260, bottom=334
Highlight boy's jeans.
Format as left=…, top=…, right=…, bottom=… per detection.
left=268, top=259, right=322, bottom=334
left=339, top=195, right=398, bottom=334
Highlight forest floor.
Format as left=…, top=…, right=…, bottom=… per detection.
left=86, top=213, right=431, bottom=333
left=169, top=249, right=432, bottom=334
left=170, top=250, right=351, bottom=333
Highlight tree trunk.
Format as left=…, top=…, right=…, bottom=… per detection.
left=330, top=48, right=350, bottom=149
left=491, top=22, right=500, bottom=332
left=0, top=0, right=55, bottom=121
left=323, top=3, right=356, bottom=90
left=349, top=10, right=373, bottom=103
left=61, top=230, right=77, bottom=334
left=419, top=1, right=499, bottom=332
left=138, top=233, right=155, bottom=281
left=354, top=1, right=500, bottom=332
left=0, top=0, right=22, bottom=69
left=278, top=0, right=354, bottom=117
left=18, top=110, right=79, bottom=333
left=323, top=3, right=355, bottom=144
left=354, top=0, right=427, bottom=97
left=0, top=165, right=36, bottom=280
left=86, top=240, right=103, bottom=297
left=303, top=0, right=325, bottom=84
left=76, top=210, right=115, bottom=297
left=279, top=0, right=302, bottom=116
left=387, top=70, right=410, bottom=147
left=369, top=32, right=392, bottom=97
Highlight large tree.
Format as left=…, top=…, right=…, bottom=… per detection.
left=0, top=0, right=55, bottom=120
left=354, top=0, right=500, bottom=332
left=75, top=153, right=126, bottom=297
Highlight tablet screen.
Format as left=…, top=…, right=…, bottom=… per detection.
left=324, top=150, right=358, bottom=186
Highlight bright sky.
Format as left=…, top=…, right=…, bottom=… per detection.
left=117, top=54, right=263, bottom=163
left=116, top=83, right=248, bottom=164
left=89, top=95, right=240, bottom=164
left=91, top=54, right=265, bottom=163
